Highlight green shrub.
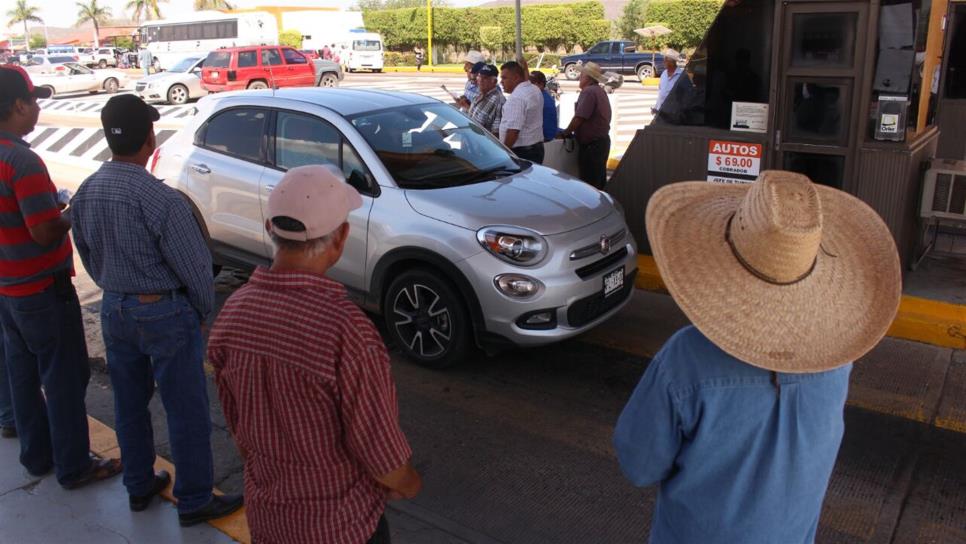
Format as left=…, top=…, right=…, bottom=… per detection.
left=638, top=0, right=722, bottom=51
left=279, top=29, right=303, bottom=49
left=384, top=51, right=417, bottom=66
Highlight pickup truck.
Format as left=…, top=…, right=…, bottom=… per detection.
left=84, top=47, right=122, bottom=69
left=560, top=40, right=666, bottom=81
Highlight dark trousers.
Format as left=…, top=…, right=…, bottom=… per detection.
left=513, top=142, right=545, bottom=165
left=577, top=136, right=611, bottom=190
left=0, top=340, right=13, bottom=427
left=0, top=278, right=92, bottom=484
left=367, top=514, right=391, bottom=544
left=101, top=291, right=214, bottom=513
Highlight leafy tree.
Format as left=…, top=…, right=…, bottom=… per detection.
left=356, top=0, right=447, bottom=11
left=617, top=0, right=649, bottom=40
left=126, top=0, right=163, bottom=25
left=194, top=0, right=233, bottom=9
left=29, top=33, right=46, bottom=49
left=6, top=0, right=43, bottom=50
left=279, top=29, right=302, bottom=49
left=639, top=0, right=722, bottom=50
left=479, top=26, right=502, bottom=61
left=76, top=0, right=112, bottom=47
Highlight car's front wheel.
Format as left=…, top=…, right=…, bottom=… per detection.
left=564, top=63, right=579, bottom=80
left=384, top=268, right=469, bottom=369
left=167, top=83, right=189, bottom=104
left=103, top=78, right=119, bottom=93
left=318, top=73, right=338, bottom=87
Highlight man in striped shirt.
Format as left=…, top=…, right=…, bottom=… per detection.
left=0, top=65, right=121, bottom=488
left=209, top=164, right=421, bottom=544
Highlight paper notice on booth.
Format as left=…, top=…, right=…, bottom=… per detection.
left=730, top=102, right=768, bottom=133
left=707, top=140, right=763, bottom=184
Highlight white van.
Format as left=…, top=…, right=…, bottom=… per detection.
left=343, top=32, right=383, bottom=73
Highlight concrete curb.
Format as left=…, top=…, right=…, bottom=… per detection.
left=632, top=254, right=966, bottom=350
left=87, top=416, right=251, bottom=543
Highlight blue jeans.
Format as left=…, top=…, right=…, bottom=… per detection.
left=0, top=339, right=14, bottom=427
left=101, top=291, right=213, bottom=513
left=0, top=279, right=92, bottom=483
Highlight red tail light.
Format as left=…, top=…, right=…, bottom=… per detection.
left=149, top=147, right=161, bottom=174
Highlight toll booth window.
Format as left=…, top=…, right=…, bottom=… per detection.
left=945, top=4, right=966, bottom=99
left=783, top=153, right=845, bottom=189
left=786, top=81, right=850, bottom=146
left=790, top=13, right=858, bottom=68
left=654, top=0, right=773, bottom=129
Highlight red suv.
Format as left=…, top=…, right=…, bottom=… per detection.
left=202, top=46, right=316, bottom=92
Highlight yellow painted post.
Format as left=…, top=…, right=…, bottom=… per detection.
left=427, top=0, right=433, bottom=66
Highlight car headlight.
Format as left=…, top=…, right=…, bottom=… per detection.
left=477, top=226, right=548, bottom=266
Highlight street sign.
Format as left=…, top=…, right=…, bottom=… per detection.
left=707, top=140, right=762, bottom=184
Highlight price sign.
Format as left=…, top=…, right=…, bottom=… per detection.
left=707, top=140, right=763, bottom=184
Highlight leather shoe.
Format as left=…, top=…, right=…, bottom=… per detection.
left=178, top=494, right=244, bottom=527
left=129, top=470, right=171, bottom=512
left=0, top=425, right=16, bottom=439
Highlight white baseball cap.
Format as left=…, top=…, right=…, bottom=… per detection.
left=267, top=164, right=363, bottom=241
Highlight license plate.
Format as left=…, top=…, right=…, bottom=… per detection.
left=211, top=71, right=219, bottom=79
left=603, top=267, right=624, bottom=298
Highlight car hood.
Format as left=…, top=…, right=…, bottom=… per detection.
left=404, top=166, right=614, bottom=236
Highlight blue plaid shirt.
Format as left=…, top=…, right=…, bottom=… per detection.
left=71, top=161, right=214, bottom=319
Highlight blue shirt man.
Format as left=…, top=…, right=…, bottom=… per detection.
left=654, top=56, right=682, bottom=113
left=528, top=71, right=558, bottom=141
left=615, top=326, right=851, bottom=543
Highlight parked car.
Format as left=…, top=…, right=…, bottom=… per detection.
left=31, top=62, right=126, bottom=96
left=84, top=47, right=121, bottom=69
left=22, top=55, right=78, bottom=74
left=201, top=45, right=343, bottom=92
left=136, top=56, right=205, bottom=105
left=560, top=40, right=666, bottom=81
left=151, top=88, right=638, bottom=367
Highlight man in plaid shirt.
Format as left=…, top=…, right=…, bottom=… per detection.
left=468, top=64, right=505, bottom=136
left=209, top=164, right=421, bottom=544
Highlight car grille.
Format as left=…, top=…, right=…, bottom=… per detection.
left=567, top=269, right=637, bottom=328
left=570, top=228, right=626, bottom=261
left=575, top=247, right=629, bottom=280
left=135, top=82, right=146, bottom=91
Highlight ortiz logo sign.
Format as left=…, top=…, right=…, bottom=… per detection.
left=707, top=140, right=763, bottom=184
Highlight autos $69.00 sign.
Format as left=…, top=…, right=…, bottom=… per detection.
left=707, top=140, right=763, bottom=184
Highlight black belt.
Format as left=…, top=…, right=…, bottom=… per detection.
left=512, top=142, right=544, bottom=151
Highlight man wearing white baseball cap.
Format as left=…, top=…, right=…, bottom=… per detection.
left=209, top=164, right=421, bottom=543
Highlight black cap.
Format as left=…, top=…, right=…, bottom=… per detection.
left=0, top=65, right=52, bottom=103
left=470, top=61, right=487, bottom=74
left=478, top=64, right=498, bottom=78
left=101, top=94, right=160, bottom=155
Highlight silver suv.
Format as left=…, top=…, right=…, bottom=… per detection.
left=153, top=88, right=638, bottom=367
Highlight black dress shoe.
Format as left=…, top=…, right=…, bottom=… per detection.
left=0, top=425, right=16, bottom=438
left=129, top=470, right=171, bottom=512
left=178, top=494, right=244, bottom=527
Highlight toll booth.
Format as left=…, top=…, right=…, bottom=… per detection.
left=608, top=0, right=963, bottom=267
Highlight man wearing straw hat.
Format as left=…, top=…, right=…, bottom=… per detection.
left=614, top=171, right=901, bottom=543
left=560, top=62, right=612, bottom=189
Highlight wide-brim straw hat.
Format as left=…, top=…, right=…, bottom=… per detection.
left=578, top=61, right=606, bottom=83
left=646, top=171, right=901, bottom=373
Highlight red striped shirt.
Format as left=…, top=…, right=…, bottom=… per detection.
left=208, top=268, right=413, bottom=544
left=0, top=135, right=72, bottom=296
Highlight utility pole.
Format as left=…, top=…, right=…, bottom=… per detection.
left=514, top=0, right=522, bottom=61
left=427, top=0, right=433, bottom=66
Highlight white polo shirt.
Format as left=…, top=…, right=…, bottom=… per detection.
left=499, top=81, right=545, bottom=148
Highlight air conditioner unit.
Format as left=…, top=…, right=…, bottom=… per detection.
left=920, top=159, right=966, bottom=221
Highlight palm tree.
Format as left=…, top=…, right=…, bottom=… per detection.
left=194, top=0, right=234, bottom=10
left=76, top=0, right=112, bottom=47
left=126, top=0, right=163, bottom=25
left=6, top=0, right=43, bottom=51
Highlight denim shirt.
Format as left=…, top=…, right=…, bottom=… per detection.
left=614, top=326, right=851, bottom=544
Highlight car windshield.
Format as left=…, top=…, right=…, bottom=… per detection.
left=350, top=103, right=523, bottom=189
left=64, top=62, right=92, bottom=74
left=49, top=56, right=75, bottom=64
left=170, top=57, right=202, bottom=72
left=353, top=40, right=381, bottom=51
left=205, top=51, right=231, bottom=68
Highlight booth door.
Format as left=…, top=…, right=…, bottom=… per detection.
left=774, top=2, right=869, bottom=189
left=936, top=1, right=966, bottom=160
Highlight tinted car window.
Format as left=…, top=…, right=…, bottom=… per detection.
left=49, top=56, right=75, bottom=64
left=261, top=48, right=282, bottom=66
left=238, top=50, right=258, bottom=68
left=201, top=109, right=267, bottom=162
left=342, top=143, right=374, bottom=195
left=588, top=43, right=609, bottom=54
left=351, top=103, right=521, bottom=189
left=275, top=112, right=340, bottom=170
left=205, top=51, right=231, bottom=68
left=282, top=48, right=307, bottom=65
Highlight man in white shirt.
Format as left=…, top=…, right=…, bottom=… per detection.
left=653, top=52, right=682, bottom=114
left=498, top=61, right=545, bottom=164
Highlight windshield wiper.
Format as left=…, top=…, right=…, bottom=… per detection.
left=461, top=165, right=523, bottom=184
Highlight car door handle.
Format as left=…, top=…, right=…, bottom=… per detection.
left=264, top=184, right=275, bottom=192
left=190, top=163, right=211, bottom=174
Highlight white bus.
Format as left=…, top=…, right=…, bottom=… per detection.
left=139, top=11, right=278, bottom=70
left=342, top=32, right=384, bottom=73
